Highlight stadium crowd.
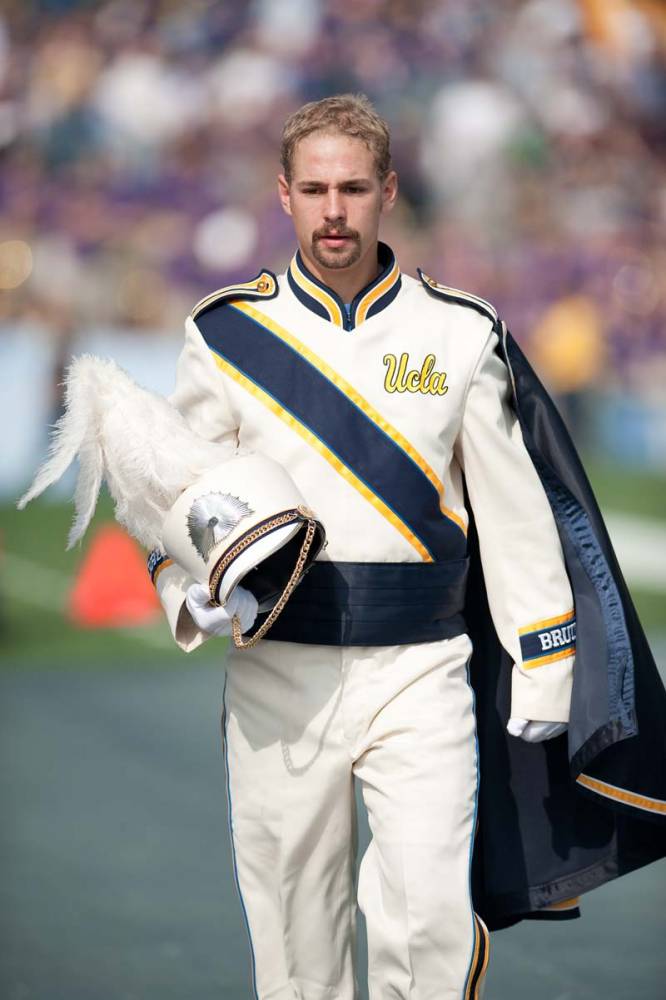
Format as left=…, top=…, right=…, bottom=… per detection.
left=0, top=0, right=664, bottom=413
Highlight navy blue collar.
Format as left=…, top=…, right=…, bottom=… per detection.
left=287, top=242, right=401, bottom=331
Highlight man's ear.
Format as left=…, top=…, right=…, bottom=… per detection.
left=381, top=169, right=398, bottom=215
left=277, top=174, right=292, bottom=216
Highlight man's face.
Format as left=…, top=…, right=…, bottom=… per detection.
left=278, top=131, right=397, bottom=276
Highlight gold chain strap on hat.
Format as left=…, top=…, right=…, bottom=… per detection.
left=230, top=516, right=317, bottom=650
left=208, top=508, right=305, bottom=601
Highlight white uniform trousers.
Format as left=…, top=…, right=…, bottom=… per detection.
left=221, top=632, right=490, bottom=1000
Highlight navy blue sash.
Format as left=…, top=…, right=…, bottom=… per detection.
left=196, top=302, right=467, bottom=564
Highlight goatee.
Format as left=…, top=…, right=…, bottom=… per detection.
left=311, top=228, right=361, bottom=270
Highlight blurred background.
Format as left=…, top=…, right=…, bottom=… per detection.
left=1, top=1, right=664, bottom=998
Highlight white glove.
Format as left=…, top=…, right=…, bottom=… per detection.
left=185, top=583, right=258, bottom=638
left=506, top=717, right=567, bottom=742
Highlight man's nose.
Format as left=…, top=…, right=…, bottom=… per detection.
left=323, top=190, right=345, bottom=222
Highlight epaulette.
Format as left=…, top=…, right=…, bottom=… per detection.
left=417, top=268, right=497, bottom=323
left=191, top=269, right=278, bottom=321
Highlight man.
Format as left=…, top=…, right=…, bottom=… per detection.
left=150, top=96, right=665, bottom=1000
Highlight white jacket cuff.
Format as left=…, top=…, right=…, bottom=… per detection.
left=510, top=655, right=574, bottom=723
left=153, top=560, right=211, bottom=653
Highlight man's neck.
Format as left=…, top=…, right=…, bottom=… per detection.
left=299, top=243, right=381, bottom=303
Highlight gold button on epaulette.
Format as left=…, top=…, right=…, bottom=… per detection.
left=424, top=274, right=445, bottom=291
left=190, top=268, right=278, bottom=320
left=417, top=267, right=498, bottom=322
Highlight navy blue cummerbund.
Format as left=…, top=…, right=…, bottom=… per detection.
left=258, top=559, right=469, bottom=646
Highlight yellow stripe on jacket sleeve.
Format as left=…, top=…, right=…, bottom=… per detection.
left=519, top=609, right=575, bottom=636
left=232, top=300, right=467, bottom=536
left=522, top=646, right=575, bottom=670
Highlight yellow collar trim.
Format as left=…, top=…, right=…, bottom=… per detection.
left=355, top=257, right=400, bottom=326
left=289, top=255, right=344, bottom=328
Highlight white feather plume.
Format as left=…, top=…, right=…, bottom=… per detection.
left=17, top=355, right=230, bottom=550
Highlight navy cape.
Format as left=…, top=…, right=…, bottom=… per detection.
left=469, top=326, right=666, bottom=930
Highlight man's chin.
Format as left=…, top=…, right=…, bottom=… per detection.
left=311, top=242, right=361, bottom=271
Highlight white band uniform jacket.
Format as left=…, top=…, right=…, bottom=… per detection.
left=149, top=245, right=666, bottom=997
left=155, top=243, right=575, bottom=725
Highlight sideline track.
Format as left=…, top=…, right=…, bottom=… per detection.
left=0, top=665, right=664, bottom=1000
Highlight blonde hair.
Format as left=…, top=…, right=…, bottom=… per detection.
left=280, top=93, right=391, bottom=183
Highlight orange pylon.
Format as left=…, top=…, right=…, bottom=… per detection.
left=69, top=523, right=160, bottom=628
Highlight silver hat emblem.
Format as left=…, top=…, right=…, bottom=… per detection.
left=187, top=492, right=253, bottom=561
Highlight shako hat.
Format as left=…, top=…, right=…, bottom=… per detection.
left=161, top=454, right=325, bottom=646
left=17, top=356, right=325, bottom=648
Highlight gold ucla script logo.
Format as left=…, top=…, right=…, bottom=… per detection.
left=383, top=353, right=449, bottom=395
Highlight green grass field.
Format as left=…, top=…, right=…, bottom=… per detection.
left=1, top=459, right=664, bottom=667
left=0, top=491, right=211, bottom=667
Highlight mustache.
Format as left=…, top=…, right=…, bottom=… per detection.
left=313, top=226, right=360, bottom=241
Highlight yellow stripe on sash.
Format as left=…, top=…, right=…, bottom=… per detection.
left=231, top=300, right=467, bottom=536
left=210, top=352, right=433, bottom=562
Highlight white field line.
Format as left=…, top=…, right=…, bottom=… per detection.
left=3, top=551, right=173, bottom=650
